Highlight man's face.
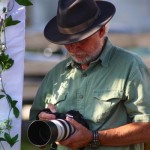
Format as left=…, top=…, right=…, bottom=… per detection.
left=65, top=31, right=103, bottom=64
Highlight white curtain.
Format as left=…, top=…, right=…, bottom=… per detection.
left=0, top=0, right=25, bottom=149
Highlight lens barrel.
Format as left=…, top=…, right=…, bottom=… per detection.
left=28, top=119, right=75, bottom=147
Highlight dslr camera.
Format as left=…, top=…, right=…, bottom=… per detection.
left=28, top=109, right=89, bottom=147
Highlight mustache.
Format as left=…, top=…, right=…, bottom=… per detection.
left=69, top=52, right=86, bottom=56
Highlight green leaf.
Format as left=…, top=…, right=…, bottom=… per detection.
left=11, top=100, right=20, bottom=118
left=13, top=106, right=20, bottom=118
left=0, top=137, right=6, bottom=141
left=5, top=95, right=20, bottom=118
left=15, top=0, right=33, bottom=6
left=11, top=100, right=18, bottom=107
left=12, top=134, right=19, bottom=145
left=0, top=95, right=5, bottom=99
left=6, top=94, right=13, bottom=104
left=5, top=16, right=20, bottom=27
left=4, top=132, right=11, bottom=141
left=0, top=52, right=14, bottom=71
left=4, top=133, right=18, bottom=147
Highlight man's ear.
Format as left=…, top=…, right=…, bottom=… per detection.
left=98, top=25, right=106, bottom=38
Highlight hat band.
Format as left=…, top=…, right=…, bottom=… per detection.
left=58, top=9, right=100, bottom=35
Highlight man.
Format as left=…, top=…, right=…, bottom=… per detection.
left=29, top=0, right=150, bottom=150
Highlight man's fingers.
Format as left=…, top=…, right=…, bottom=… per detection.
left=66, top=116, right=82, bottom=129
left=38, top=103, right=56, bottom=120
left=38, top=112, right=56, bottom=120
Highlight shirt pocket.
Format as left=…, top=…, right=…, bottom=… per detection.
left=89, top=90, right=123, bottom=124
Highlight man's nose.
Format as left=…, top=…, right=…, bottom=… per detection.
left=67, top=43, right=81, bottom=53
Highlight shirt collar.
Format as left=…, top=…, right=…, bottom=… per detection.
left=99, top=37, right=114, bottom=67
left=65, top=59, right=80, bottom=70
left=65, top=37, right=114, bottom=69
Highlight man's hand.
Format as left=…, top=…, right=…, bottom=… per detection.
left=37, top=103, right=57, bottom=149
left=57, top=116, right=93, bottom=149
left=38, top=103, right=57, bottom=120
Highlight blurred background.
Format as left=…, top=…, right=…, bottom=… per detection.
left=21, top=0, right=150, bottom=149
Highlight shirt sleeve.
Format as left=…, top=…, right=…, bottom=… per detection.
left=124, top=60, right=150, bottom=122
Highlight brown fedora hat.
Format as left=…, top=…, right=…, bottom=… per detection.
left=44, top=0, right=116, bottom=45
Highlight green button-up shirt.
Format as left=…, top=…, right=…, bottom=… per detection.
left=30, top=38, right=150, bottom=150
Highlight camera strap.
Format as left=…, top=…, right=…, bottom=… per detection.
left=50, top=142, right=57, bottom=150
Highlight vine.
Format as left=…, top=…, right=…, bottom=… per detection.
left=0, top=0, right=32, bottom=149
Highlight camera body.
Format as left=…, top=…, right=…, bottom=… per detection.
left=28, top=109, right=89, bottom=147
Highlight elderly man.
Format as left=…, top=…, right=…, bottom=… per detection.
left=29, top=0, right=150, bottom=150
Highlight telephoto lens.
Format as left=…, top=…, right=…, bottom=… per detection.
left=27, top=119, right=75, bottom=147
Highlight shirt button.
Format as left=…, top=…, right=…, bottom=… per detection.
left=79, top=95, right=84, bottom=99
left=82, top=73, right=87, bottom=77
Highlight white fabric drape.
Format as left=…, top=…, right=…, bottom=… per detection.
left=0, top=0, right=25, bottom=149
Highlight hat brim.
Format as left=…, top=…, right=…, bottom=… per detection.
left=44, top=1, right=116, bottom=45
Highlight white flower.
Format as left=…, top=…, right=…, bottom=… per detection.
left=0, top=0, right=10, bottom=15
